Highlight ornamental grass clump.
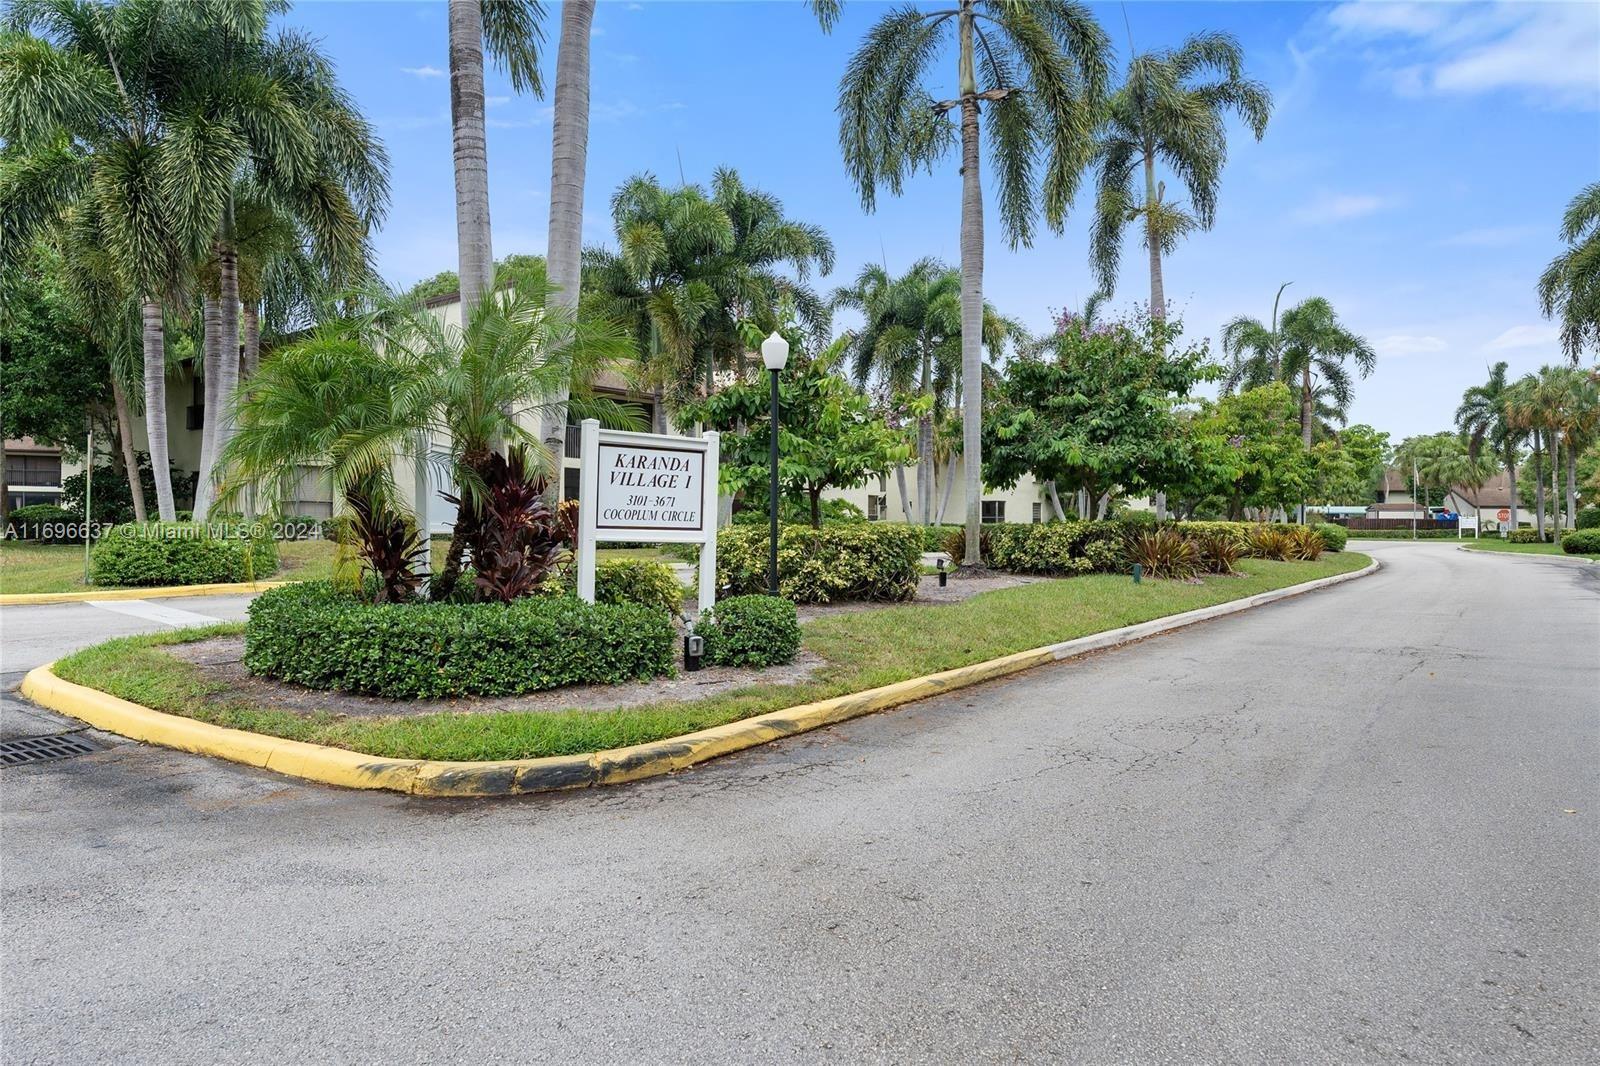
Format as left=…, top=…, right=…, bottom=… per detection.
left=1243, top=524, right=1292, bottom=561
left=1195, top=532, right=1244, bottom=575
left=1125, top=528, right=1201, bottom=580
left=1285, top=526, right=1326, bottom=561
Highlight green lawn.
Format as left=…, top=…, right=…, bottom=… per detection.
left=0, top=539, right=676, bottom=595
left=1460, top=539, right=1600, bottom=560
left=53, top=552, right=1369, bottom=762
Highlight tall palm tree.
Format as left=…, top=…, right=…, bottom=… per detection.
left=1455, top=361, right=1521, bottom=529
left=832, top=258, right=1022, bottom=524
left=540, top=0, right=595, bottom=475
left=1546, top=365, right=1599, bottom=528
left=447, top=0, right=542, bottom=316
left=1089, top=32, right=1270, bottom=318
left=1506, top=372, right=1559, bottom=539
left=1223, top=292, right=1373, bottom=449
left=830, top=0, right=1110, bottom=564
left=587, top=169, right=833, bottom=413
left=1538, top=181, right=1600, bottom=365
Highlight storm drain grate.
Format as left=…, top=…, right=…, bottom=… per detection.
left=0, top=733, right=96, bottom=766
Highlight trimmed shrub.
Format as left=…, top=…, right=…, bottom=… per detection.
left=1574, top=507, right=1600, bottom=531
left=1561, top=529, right=1600, bottom=554
left=698, top=594, right=801, bottom=667
left=1285, top=526, right=1325, bottom=561
left=91, top=522, right=278, bottom=586
left=1126, top=528, right=1201, bottom=579
left=4, top=503, right=81, bottom=543
left=919, top=524, right=962, bottom=553
left=1507, top=529, right=1544, bottom=544
left=1313, top=522, right=1348, bottom=552
left=594, top=559, right=683, bottom=615
left=717, top=522, right=922, bottom=603
left=244, top=581, right=674, bottom=698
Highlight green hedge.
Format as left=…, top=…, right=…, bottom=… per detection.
left=4, top=503, right=81, bottom=543
left=593, top=558, right=684, bottom=615
left=1574, top=507, right=1600, bottom=531
left=1561, top=529, right=1600, bottom=554
left=699, top=594, right=801, bottom=667
left=1343, top=527, right=1465, bottom=540
left=90, top=522, right=278, bottom=586
left=982, top=521, right=1124, bottom=575
left=1507, top=529, right=1545, bottom=544
left=717, top=522, right=923, bottom=603
left=244, top=582, right=675, bottom=698
left=1313, top=522, right=1348, bottom=552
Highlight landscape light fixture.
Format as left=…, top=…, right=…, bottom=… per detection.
left=761, top=331, right=789, bottom=597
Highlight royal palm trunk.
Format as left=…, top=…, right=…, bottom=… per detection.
left=541, top=0, right=595, bottom=476
left=111, top=376, right=147, bottom=523
left=193, top=294, right=222, bottom=520
left=1532, top=434, right=1546, bottom=540
left=213, top=237, right=241, bottom=488
left=957, top=5, right=984, bottom=565
left=141, top=298, right=176, bottom=521
left=448, top=0, right=494, bottom=315
left=1504, top=442, right=1518, bottom=531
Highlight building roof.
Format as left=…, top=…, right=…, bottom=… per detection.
left=1450, top=471, right=1515, bottom=508
left=1380, top=467, right=1408, bottom=493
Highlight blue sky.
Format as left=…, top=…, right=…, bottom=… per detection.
left=289, top=0, right=1600, bottom=441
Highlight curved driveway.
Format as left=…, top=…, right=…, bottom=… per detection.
left=2, top=543, right=1595, bottom=1063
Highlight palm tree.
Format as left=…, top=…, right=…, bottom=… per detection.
left=833, top=258, right=1023, bottom=524
left=1538, top=181, right=1600, bottom=365
left=540, top=0, right=596, bottom=473
left=1223, top=292, right=1373, bottom=449
left=447, top=0, right=543, bottom=316
left=1455, top=361, right=1521, bottom=530
left=1089, top=32, right=1270, bottom=318
left=830, top=1, right=1110, bottom=564
left=1546, top=365, right=1599, bottom=528
left=1506, top=372, right=1559, bottom=539
left=587, top=169, right=833, bottom=413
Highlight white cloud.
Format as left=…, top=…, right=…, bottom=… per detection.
left=1291, top=192, right=1389, bottom=224
left=626, top=2, right=644, bottom=10
left=1327, top=1, right=1600, bottom=110
left=1484, top=324, right=1559, bottom=351
left=485, top=95, right=511, bottom=108
left=1440, top=225, right=1540, bottom=248
left=1376, top=334, right=1448, bottom=357
left=400, top=65, right=445, bottom=79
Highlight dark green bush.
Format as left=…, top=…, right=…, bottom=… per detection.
left=1574, top=507, right=1600, bottom=531
left=985, top=522, right=1098, bottom=575
left=244, top=581, right=675, bottom=698
left=1507, top=529, right=1544, bottom=544
left=1313, top=522, right=1348, bottom=552
left=593, top=558, right=684, bottom=615
left=718, top=522, right=922, bottom=603
left=90, top=522, right=278, bottom=586
left=4, top=503, right=81, bottom=543
left=919, top=524, right=962, bottom=552
left=1561, top=529, right=1600, bottom=554
left=699, top=594, right=801, bottom=667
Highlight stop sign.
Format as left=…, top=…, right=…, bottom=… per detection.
left=1496, top=508, right=1510, bottom=522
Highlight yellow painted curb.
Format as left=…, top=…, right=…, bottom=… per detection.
left=19, top=557, right=1378, bottom=798
left=0, top=580, right=289, bottom=607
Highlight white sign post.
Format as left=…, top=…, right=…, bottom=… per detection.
left=575, top=419, right=720, bottom=613
left=1458, top=513, right=1479, bottom=539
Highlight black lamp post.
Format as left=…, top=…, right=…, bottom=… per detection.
left=761, top=331, right=790, bottom=596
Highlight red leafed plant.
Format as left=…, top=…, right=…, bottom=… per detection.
left=467, top=449, right=569, bottom=603
left=345, top=489, right=428, bottom=603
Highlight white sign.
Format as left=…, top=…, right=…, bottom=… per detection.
left=596, top=443, right=705, bottom=532
left=575, top=420, right=719, bottom=613
left=1458, top=513, right=1479, bottom=539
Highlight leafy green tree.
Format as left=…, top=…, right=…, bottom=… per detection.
left=1455, top=361, right=1523, bottom=529
left=1090, top=32, right=1270, bottom=318
left=828, top=0, right=1110, bottom=564
left=683, top=340, right=911, bottom=527
left=1307, top=424, right=1390, bottom=507
left=1222, top=293, right=1374, bottom=449
left=1393, top=432, right=1494, bottom=512
left=983, top=313, right=1215, bottom=515
left=832, top=257, right=1022, bottom=525
left=1175, top=383, right=1309, bottom=520
left=586, top=168, right=833, bottom=411
left=1538, top=182, right=1600, bottom=364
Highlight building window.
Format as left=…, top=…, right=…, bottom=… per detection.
left=866, top=493, right=888, bottom=521
left=1031, top=502, right=1042, bottom=523
left=563, top=467, right=580, bottom=502
left=4, top=454, right=61, bottom=487
left=981, top=499, right=1006, bottom=523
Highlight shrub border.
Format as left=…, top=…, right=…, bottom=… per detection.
left=20, top=557, right=1377, bottom=798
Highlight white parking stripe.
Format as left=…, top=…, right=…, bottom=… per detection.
left=85, top=600, right=224, bottom=628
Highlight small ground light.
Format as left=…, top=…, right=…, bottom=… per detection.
left=1132, top=563, right=1143, bottom=584
left=684, top=630, right=704, bottom=672
left=937, top=557, right=948, bottom=587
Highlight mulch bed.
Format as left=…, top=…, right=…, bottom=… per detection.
left=163, top=570, right=1048, bottom=720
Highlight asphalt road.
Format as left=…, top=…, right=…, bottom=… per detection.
left=2, top=542, right=1595, bottom=1064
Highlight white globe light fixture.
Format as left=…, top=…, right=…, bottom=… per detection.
left=761, top=331, right=790, bottom=371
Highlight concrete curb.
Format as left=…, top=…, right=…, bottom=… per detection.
left=1456, top=545, right=1600, bottom=568
left=0, top=581, right=289, bottom=607
left=19, top=557, right=1378, bottom=798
